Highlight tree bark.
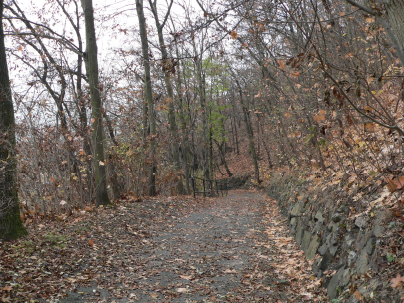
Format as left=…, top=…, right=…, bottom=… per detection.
left=136, top=0, right=157, bottom=196
left=0, top=0, right=27, bottom=240
left=80, top=0, right=110, bottom=206
left=149, top=0, right=184, bottom=194
left=384, top=0, right=404, bottom=54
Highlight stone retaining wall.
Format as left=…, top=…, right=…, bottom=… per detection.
left=266, top=172, right=402, bottom=302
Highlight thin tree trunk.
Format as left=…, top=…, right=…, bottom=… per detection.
left=80, top=0, right=110, bottom=206
left=136, top=0, right=157, bottom=196
left=149, top=0, right=184, bottom=194
left=0, top=0, right=27, bottom=240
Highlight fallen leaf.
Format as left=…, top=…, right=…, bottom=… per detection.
left=364, top=122, right=375, bottom=132
left=387, top=176, right=404, bottom=192
left=177, top=288, right=189, bottom=293
left=278, top=59, right=285, bottom=70
left=88, top=239, right=94, bottom=247
left=302, top=292, right=313, bottom=300
left=230, top=31, right=238, bottom=39
left=354, top=290, right=363, bottom=300
left=391, top=273, right=404, bottom=288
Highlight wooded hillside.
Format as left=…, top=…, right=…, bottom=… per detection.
left=1, top=0, right=404, bottom=243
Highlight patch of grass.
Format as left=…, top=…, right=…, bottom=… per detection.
left=74, top=222, right=92, bottom=234
left=12, top=240, right=35, bottom=253
left=44, top=232, right=68, bottom=248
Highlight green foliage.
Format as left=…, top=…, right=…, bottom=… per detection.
left=44, top=232, right=68, bottom=248
left=74, top=222, right=92, bottom=234
left=388, top=221, right=396, bottom=229
left=208, top=101, right=230, bottom=144
left=386, top=252, right=396, bottom=263
left=203, top=57, right=230, bottom=94
left=12, top=240, right=35, bottom=253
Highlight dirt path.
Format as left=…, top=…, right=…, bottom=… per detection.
left=0, top=190, right=327, bottom=302
left=61, top=190, right=326, bottom=302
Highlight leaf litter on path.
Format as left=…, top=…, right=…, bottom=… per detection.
left=0, top=190, right=327, bottom=302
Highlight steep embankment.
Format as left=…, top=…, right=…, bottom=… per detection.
left=266, top=170, right=404, bottom=302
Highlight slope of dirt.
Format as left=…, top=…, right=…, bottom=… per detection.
left=0, top=190, right=326, bottom=302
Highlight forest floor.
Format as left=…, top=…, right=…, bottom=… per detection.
left=0, top=190, right=327, bottom=302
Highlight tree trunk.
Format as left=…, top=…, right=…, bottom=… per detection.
left=149, top=0, right=184, bottom=194
left=136, top=0, right=157, bottom=196
left=80, top=0, right=110, bottom=206
left=242, top=105, right=260, bottom=183
left=385, top=0, right=404, bottom=54
left=0, top=0, right=27, bottom=240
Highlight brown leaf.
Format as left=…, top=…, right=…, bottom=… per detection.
left=230, top=31, right=239, bottom=39
left=88, top=239, right=94, bottom=247
left=354, top=290, right=363, bottom=300
left=391, top=273, right=404, bottom=288
left=278, top=59, right=285, bottom=70
left=388, top=176, right=404, bottom=192
left=2, top=286, right=12, bottom=292
left=364, top=122, right=375, bottom=132
left=313, top=114, right=326, bottom=123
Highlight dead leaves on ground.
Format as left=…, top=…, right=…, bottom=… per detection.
left=1, top=192, right=328, bottom=302
left=263, top=198, right=327, bottom=302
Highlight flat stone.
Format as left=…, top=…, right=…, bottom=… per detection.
left=356, top=250, right=369, bottom=274
left=329, top=244, right=338, bottom=256
left=306, top=235, right=320, bottom=260
left=290, top=202, right=303, bottom=217
left=355, top=230, right=369, bottom=252
left=318, top=243, right=327, bottom=256
left=341, top=268, right=351, bottom=286
left=345, top=234, right=355, bottom=247
left=301, top=231, right=312, bottom=251
left=328, top=221, right=340, bottom=232
left=348, top=251, right=357, bottom=267
left=355, top=216, right=368, bottom=229
left=373, top=224, right=385, bottom=238
left=327, top=266, right=345, bottom=299
left=295, top=219, right=304, bottom=246
left=290, top=217, right=296, bottom=228
left=365, top=238, right=375, bottom=255
left=314, top=210, right=324, bottom=222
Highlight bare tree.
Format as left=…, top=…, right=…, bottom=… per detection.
left=80, top=0, right=110, bottom=206
left=0, top=0, right=27, bottom=240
